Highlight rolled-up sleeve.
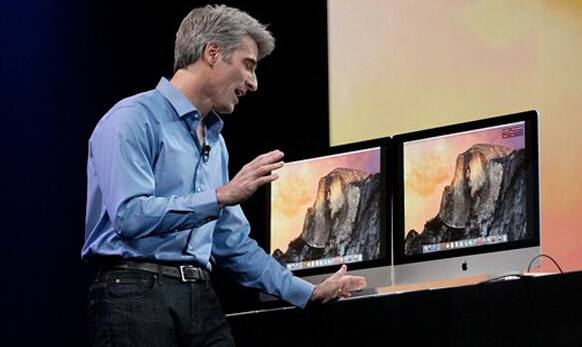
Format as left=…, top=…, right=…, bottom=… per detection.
left=90, top=105, right=220, bottom=239
left=211, top=204, right=315, bottom=308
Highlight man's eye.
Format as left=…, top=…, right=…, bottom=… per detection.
left=245, top=61, right=256, bottom=72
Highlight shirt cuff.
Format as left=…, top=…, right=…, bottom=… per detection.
left=284, top=276, right=315, bottom=309
left=188, top=189, right=220, bottom=225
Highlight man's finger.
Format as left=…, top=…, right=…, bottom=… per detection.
left=340, top=275, right=367, bottom=291
left=266, top=150, right=284, bottom=164
left=255, top=174, right=280, bottom=187
left=254, top=150, right=284, bottom=166
left=260, top=161, right=284, bottom=175
left=244, top=150, right=278, bottom=170
left=330, top=264, right=347, bottom=281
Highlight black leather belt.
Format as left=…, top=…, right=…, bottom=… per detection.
left=102, top=260, right=209, bottom=283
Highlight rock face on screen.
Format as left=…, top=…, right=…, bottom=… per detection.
left=405, top=144, right=528, bottom=255
left=273, top=168, right=381, bottom=264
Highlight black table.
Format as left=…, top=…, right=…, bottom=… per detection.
left=227, top=271, right=582, bottom=346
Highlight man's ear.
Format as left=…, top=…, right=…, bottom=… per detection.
left=202, top=42, right=221, bottom=68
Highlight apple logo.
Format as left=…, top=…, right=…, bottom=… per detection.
left=461, top=261, right=468, bottom=271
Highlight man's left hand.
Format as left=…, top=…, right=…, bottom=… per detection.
left=310, top=265, right=367, bottom=303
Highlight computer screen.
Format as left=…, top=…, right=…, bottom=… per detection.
left=267, top=138, right=392, bottom=289
left=393, top=110, right=540, bottom=284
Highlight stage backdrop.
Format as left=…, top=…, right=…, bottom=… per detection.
left=328, top=0, right=582, bottom=273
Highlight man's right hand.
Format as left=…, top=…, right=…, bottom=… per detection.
left=216, top=150, right=284, bottom=207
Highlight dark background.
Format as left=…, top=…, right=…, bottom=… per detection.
left=1, top=1, right=328, bottom=345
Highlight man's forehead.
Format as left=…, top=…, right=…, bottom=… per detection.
left=235, top=35, right=259, bottom=60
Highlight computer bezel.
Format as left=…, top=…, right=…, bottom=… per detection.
left=265, top=137, right=393, bottom=278
left=392, top=110, right=540, bottom=266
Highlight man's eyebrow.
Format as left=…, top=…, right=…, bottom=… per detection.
left=245, top=57, right=257, bottom=68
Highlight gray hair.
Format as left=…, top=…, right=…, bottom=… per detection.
left=174, top=5, right=275, bottom=72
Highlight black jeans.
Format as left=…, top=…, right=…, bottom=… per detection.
left=87, top=268, right=235, bottom=347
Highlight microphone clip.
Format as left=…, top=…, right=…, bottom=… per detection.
left=202, top=144, right=211, bottom=162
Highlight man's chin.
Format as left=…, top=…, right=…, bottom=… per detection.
left=215, top=104, right=235, bottom=114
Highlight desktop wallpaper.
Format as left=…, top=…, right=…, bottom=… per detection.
left=404, top=123, right=527, bottom=255
left=270, top=149, right=382, bottom=265
left=329, top=0, right=582, bottom=272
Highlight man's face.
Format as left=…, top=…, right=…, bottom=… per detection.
left=208, top=35, right=259, bottom=114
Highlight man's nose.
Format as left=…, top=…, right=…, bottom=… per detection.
left=246, top=72, right=258, bottom=92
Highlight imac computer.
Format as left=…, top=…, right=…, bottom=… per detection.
left=392, top=110, right=541, bottom=285
left=266, top=138, right=392, bottom=292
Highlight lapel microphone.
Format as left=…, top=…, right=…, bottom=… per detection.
left=202, top=144, right=211, bottom=162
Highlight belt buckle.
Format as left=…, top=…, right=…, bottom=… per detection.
left=179, top=265, right=199, bottom=282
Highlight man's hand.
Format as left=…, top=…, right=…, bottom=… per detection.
left=216, top=150, right=284, bottom=207
left=310, top=265, right=367, bottom=303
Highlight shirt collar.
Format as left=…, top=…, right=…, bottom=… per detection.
left=155, top=77, right=224, bottom=136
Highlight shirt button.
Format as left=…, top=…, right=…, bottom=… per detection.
left=196, top=186, right=203, bottom=192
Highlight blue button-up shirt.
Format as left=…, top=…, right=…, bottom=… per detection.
left=82, top=77, right=314, bottom=308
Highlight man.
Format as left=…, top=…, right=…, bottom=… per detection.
left=83, top=5, right=366, bottom=347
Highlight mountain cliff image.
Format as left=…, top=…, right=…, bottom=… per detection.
left=273, top=168, right=381, bottom=264
left=405, top=144, right=529, bottom=255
